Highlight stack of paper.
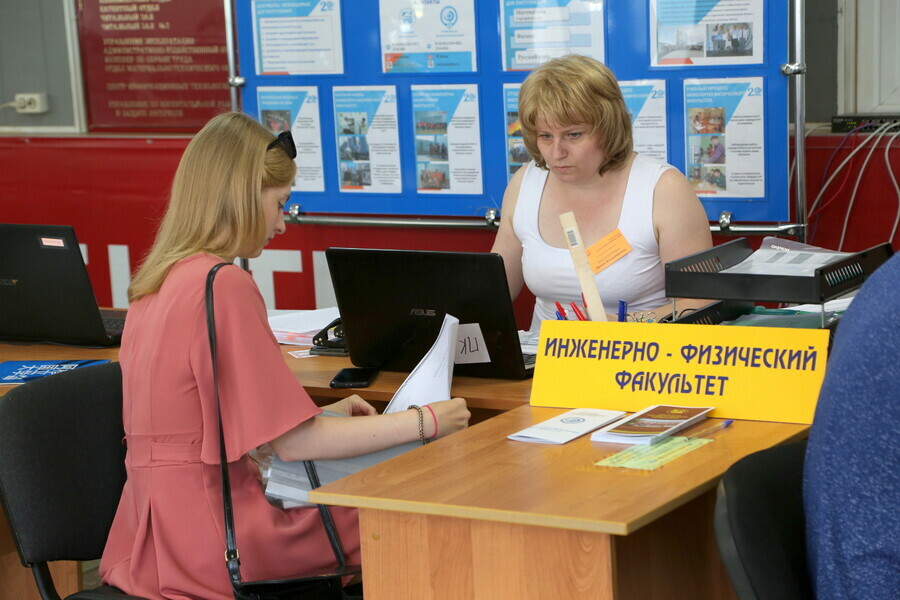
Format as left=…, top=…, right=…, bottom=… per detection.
left=264, top=436, right=419, bottom=508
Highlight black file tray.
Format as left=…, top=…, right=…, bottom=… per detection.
left=670, top=300, right=756, bottom=325
left=665, top=238, right=894, bottom=305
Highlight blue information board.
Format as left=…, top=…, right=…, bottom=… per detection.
left=235, top=0, right=789, bottom=222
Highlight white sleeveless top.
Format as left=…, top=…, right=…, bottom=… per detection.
left=513, top=154, right=672, bottom=332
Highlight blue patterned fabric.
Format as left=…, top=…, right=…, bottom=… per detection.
left=804, top=252, right=900, bottom=599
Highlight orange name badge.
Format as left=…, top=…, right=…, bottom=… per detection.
left=586, top=229, right=632, bottom=274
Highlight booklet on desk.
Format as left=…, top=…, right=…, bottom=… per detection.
left=590, top=405, right=714, bottom=445
left=508, top=408, right=625, bottom=444
left=0, top=359, right=111, bottom=385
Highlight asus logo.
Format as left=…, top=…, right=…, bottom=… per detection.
left=409, top=308, right=436, bottom=316
left=0, top=278, right=18, bottom=286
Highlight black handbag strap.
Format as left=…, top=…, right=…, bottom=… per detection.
left=204, top=262, right=349, bottom=588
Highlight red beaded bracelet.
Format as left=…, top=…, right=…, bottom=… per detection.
left=423, top=404, right=438, bottom=439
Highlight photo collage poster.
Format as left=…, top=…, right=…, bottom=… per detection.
left=411, top=84, right=483, bottom=195
left=333, top=86, right=402, bottom=194
left=258, top=86, right=325, bottom=192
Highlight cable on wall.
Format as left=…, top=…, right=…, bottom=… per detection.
left=884, top=129, right=900, bottom=244
left=837, top=122, right=900, bottom=250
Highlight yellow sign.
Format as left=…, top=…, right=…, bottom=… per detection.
left=530, top=321, right=830, bottom=424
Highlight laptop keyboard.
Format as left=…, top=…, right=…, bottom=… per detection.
left=103, top=317, right=126, bottom=333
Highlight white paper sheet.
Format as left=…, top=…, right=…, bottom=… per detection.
left=454, top=322, right=490, bottom=364
left=508, top=408, right=625, bottom=445
left=720, top=248, right=850, bottom=277
left=384, top=313, right=458, bottom=413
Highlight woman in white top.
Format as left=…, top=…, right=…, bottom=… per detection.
left=491, top=55, right=712, bottom=331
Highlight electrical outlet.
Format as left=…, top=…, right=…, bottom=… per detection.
left=14, top=93, right=48, bottom=114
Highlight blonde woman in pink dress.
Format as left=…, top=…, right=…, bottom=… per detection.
left=99, top=112, right=470, bottom=600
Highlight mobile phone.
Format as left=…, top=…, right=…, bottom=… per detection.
left=329, top=367, right=379, bottom=388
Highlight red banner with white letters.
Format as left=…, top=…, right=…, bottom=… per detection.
left=76, top=0, right=231, bottom=132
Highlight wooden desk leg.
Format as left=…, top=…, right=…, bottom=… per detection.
left=613, top=489, right=738, bottom=600
left=357, top=510, right=615, bottom=599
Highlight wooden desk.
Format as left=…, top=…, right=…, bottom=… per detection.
left=310, top=406, right=809, bottom=599
left=278, top=347, right=532, bottom=415
left=0, top=343, right=533, bottom=411
left=0, top=341, right=532, bottom=599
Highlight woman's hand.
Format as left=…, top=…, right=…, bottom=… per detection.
left=426, top=397, right=471, bottom=439
left=323, top=394, right=378, bottom=417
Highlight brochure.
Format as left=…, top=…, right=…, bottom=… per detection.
left=590, top=405, right=714, bottom=445
left=0, top=359, right=111, bottom=385
left=508, top=408, right=625, bottom=445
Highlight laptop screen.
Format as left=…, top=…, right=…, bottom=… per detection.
left=0, top=224, right=122, bottom=346
left=325, top=248, right=531, bottom=380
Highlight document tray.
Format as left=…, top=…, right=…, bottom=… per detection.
left=664, top=238, right=893, bottom=304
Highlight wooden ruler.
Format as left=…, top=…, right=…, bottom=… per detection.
left=559, top=211, right=607, bottom=321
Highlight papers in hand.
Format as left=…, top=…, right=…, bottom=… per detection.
left=262, top=314, right=461, bottom=508
left=590, top=405, right=714, bottom=445
left=508, top=408, right=625, bottom=444
left=384, top=313, right=458, bottom=413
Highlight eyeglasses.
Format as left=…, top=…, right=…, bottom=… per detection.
left=266, top=130, right=296, bottom=160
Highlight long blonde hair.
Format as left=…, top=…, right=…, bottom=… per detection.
left=128, top=112, right=296, bottom=302
left=518, top=54, right=632, bottom=176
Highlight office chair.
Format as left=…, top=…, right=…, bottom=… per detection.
left=0, top=362, right=148, bottom=600
left=714, top=440, right=813, bottom=600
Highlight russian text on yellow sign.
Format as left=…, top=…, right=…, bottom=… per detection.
left=531, top=320, right=829, bottom=424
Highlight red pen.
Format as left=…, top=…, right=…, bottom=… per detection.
left=570, top=301, right=587, bottom=321
left=555, top=301, right=568, bottom=319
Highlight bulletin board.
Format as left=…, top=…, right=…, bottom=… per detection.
left=234, top=0, right=789, bottom=222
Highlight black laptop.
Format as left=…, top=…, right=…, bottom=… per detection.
left=325, top=248, right=534, bottom=380
left=0, top=224, right=125, bottom=346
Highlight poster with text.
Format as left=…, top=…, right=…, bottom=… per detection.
left=252, top=0, right=344, bottom=75
left=258, top=87, right=325, bottom=192
left=503, top=83, right=529, bottom=180
left=500, top=0, right=605, bottom=71
left=651, top=0, right=763, bottom=67
left=333, top=86, right=401, bottom=193
left=619, top=80, right=668, bottom=163
left=412, top=85, right=483, bottom=195
left=684, top=78, right=765, bottom=199
left=380, top=0, right=477, bottom=73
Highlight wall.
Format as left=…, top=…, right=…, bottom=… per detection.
left=795, top=0, right=839, bottom=123
left=0, top=135, right=526, bottom=320
left=0, top=1, right=882, bottom=330
left=0, top=1, right=841, bottom=129
left=1, top=132, right=897, bottom=330
left=0, top=0, right=80, bottom=131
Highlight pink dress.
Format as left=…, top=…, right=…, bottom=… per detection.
left=100, top=254, right=361, bottom=600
